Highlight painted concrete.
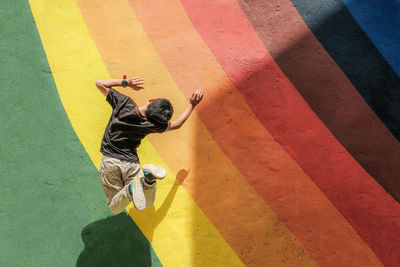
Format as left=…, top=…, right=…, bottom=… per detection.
left=0, top=1, right=161, bottom=266
left=2, top=0, right=399, bottom=266
left=343, top=0, right=400, bottom=77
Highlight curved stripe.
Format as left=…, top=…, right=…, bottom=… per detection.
left=290, top=0, right=400, bottom=141
left=180, top=0, right=400, bottom=265
left=342, top=0, right=400, bottom=77
left=28, top=1, right=243, bottom=266
left=77, top=0, right=317, bottom=265
left=236, top=1, right=400, bottom=202
left=236, top=0, right=400, bottom=265
left=128, top=0, right=385, bottom=265
left=1, top=2, right=154, bottom=266
left=76, top=1, right=322, bottom=266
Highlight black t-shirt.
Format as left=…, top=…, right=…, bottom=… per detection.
left=100, top=88, right=168, bottom=163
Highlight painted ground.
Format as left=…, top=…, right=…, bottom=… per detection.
left=1, top=0, right=399, bottom=266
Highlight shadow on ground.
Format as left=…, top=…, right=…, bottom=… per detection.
left=77, top=169, right=188, bottom=266
left=76, top=212, right=161, bottom=267
left=128, top=169, right=188, bottom=242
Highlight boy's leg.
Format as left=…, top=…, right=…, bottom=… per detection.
left=99, top=156, right=133, bottom=214
left=141, top=164, right=167, bottom=208
left=143, top=182, right=158, bottom=208
left=122, top=160, right=147, bottom=210
left=116, top=161, right=166, bottom=210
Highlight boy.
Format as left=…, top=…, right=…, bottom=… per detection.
left=96, top=76, right=203, bottom=213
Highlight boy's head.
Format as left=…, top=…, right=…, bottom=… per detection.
left=145, top=98, right=173, bottom=124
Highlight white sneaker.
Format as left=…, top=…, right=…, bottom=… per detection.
left=142, top=164, right=167, bottom=180
left=129, top=177, right=146, bottom=211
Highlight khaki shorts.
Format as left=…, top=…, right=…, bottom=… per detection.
left=99, top=155, right=143, bottom=213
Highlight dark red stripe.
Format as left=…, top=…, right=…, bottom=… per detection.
left=235, top=0, right=400, bottom=202
left=290, top=0, right=400, bottom=140
left=180, top=0, right=400, bottom=265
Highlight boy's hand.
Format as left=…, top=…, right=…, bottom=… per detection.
left=167, top=89, right=204, bottom=131
left=128, top=77, right=145, bottom=90
left=190, top=89, right=204, bottom=107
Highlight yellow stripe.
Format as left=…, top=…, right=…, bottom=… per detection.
left=28, top=0, right=243, bottom=266
left=75, top=0, right=317, bottom=266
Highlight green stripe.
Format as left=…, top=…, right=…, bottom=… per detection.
left=0, top=1, right=161, bottom=266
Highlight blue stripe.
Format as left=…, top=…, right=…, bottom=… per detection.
left=289, top=0, right=400, bottom=141
left=343, top=0, right=400, bottom=77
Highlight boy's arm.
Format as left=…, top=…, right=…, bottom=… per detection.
left=167, top=89, right=204, bottom=131
left=95, top=77, right=145, bottom=97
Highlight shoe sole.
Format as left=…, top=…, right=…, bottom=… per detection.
left=131, top=178, right=146, bottom=211
left=142, top=164, right=167, bottom=180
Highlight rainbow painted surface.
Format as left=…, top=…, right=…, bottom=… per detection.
left=2, top=0, right=399, bottom=266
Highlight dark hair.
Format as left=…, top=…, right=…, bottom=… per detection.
left=145, top=98, right=174, bottom=123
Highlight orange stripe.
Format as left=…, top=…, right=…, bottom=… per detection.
left=128, top=0, right=382, bottom=266
left=179, top=1, right=400, bottom=265
left=30, top=0, right=246, bottom=264
left=77, top=0, right=317, bottom=266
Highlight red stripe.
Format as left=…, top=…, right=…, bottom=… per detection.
left=130, top=0, right=384, bottom=265
left=235, top=0, right=400, bottom=203
left=179, top=0, right=400, bottom=264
